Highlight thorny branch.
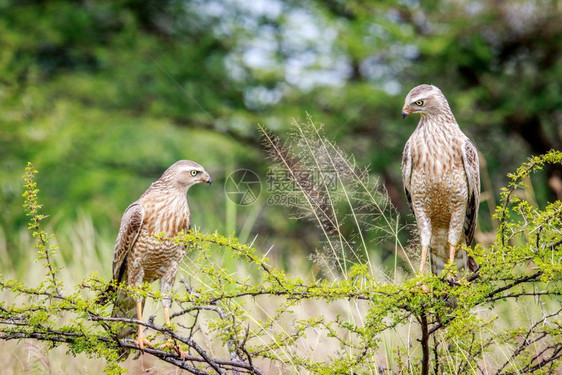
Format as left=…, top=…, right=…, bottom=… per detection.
left=496, top=308, right=562, bottom=374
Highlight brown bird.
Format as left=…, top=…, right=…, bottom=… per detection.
left=110, top=160, right=211, bottom=353
left=401, top=84, right=480, bottom=280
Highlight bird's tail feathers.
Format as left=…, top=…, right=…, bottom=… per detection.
left=430, top=247, right=476, bottom=309
left=112, top=289, right=139, bottom=338
left=429, top=247, right=470, bottom=276
left=111, top=289, right=143, bottom=360
left=429, top=249, right=445, bottom=276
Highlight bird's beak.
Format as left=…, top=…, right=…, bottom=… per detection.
left=401, top=106, right=410, bottom=119
left=201, top=173, right=212, bottom=185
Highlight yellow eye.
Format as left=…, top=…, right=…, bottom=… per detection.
left=190, top=170, right=198, bottom=176
left=415, top=100, right=424, bottom=106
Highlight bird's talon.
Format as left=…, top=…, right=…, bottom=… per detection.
left=162, top=339, right=186, bottom=358
left=135, top=335, right=153, bottom=351
left=446, top=276, right=460, bottom=287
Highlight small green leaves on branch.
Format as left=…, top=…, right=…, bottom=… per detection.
left=22, top=162, right=62, bottom=297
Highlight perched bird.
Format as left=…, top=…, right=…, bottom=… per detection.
left=109, top=160, right=211, bottom=354
left=401, top=84, right=480, bottom=280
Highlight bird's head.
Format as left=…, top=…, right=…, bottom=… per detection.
left=401, top=84, right=450, bottom=119
left=161, top=160, right=212, bottom=190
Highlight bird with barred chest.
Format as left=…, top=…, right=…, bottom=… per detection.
left=109, top=160, right=211, bottom=356
left=401, top=85, right=480, bottom=284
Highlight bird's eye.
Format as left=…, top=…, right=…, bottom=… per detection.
left=415, top=100, right=424, bottom=106
left=190, top=170, right=198, bottom=176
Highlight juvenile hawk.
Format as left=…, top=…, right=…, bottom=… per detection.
left=110, top=160, right=211, bottom=353
left=401, top=84, right=479, bottom=278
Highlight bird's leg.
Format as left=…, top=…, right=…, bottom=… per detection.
left=420, top=245, right=428, bottom=274
left=135, top=299, right=153, bottom=351
left=419, top=245, right=430, bottom=293
left=448, top=243, right=456, bottom=265
left=164, top=306, right=171, bottom=326
left=446, top=243, right=460, bottom=286
left=161, top=299, right=186, bottom=358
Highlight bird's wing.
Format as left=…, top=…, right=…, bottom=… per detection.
left=461, top=138, right=480, bottom=245
left=401, top=140, right=414, bottom=212
left=112, top=202, right=145, bottom=282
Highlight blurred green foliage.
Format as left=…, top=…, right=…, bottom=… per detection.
left=1, top=0, right=561, bottom=270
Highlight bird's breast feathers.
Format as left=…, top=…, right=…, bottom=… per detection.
left=140, top=192, right=190, bottom=235
left=132, top=193, right=190, bottom=279
left=406, top=122, right=470, bottom=216
left=408, top=119, right=467, bottom=170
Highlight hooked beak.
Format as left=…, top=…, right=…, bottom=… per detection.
left=201, top=173, right=212, bottom=185
left=401, top=106, right=410, bottom=119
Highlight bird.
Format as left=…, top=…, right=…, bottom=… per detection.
left=107, top=160, right=211, bottom=355
left=401, top=84, right=480, bottom=282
